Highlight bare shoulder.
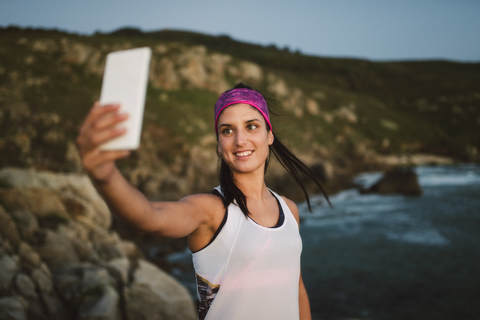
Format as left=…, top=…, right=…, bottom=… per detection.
left=178, top=193, right=225, bottom=218
left=180, top=193, right=223, bottom=205
left=281, top=196, right=300, bottom=225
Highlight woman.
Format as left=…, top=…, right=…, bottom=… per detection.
left=77, top=83, right=328, bottom=320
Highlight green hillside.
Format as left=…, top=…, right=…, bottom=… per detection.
left=0, top=26, right=479, bottom=199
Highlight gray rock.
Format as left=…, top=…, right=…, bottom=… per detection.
left=40, top=293, right=69, bottom=320
left=0, top=296, right=28, bottom=320
left=89, top=228, right=124, bottom=261
left=0, top=255, right=19, bottom=293
left=0, top=168, right=111, bottom=229
left=9, top=210, right=39, bottom=243
left=12, top=273, right=50, bottom=320
left=81, top=267, right=115, bottom=292
left=0, top=188, right=70, bottom=221
left=14, top=274, right=37, bottom=299
left=118, top=240, right=141, bottom=259
left=57, top=223, right=99, bottom=263
left=37, top=230, right=79, bottom=270
left=78, top=285, right=120, bottom=320
left=105, top=257, right=130, bottom=286
left=0, top=237, right=14, bottom=255
left=52, top=265, right=84, bottom=304
left=0, top=207, right=21, bottom=251
left=125, top=259, right=196, bottom=320
left=18, top=242, right=41, bottom=269
left=31, top=266, right=53, bottom=293
left=53, top=264, right=115, bottom=308
left=361, top=167, right=423, bottom=196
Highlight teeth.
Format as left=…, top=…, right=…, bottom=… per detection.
left=236, top=151, right=252, bottom=157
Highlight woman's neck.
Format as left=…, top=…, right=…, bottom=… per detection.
left=232, top=169, right=270, bottom=201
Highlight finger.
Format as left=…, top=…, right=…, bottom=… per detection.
left=79, top=126, right=127, bottom=154
left=78, top=110, right=128, bottom=150
left=81, top=103, right=121, bottom=133
left=78, top=123, right=119, bottom=153
left=90, top=112, right=129, bottom=133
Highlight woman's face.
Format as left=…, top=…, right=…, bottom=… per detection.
left=217, top=103, right=274, bottom=175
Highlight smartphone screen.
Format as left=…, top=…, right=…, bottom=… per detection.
left=99, top=47, right=151, bottom=150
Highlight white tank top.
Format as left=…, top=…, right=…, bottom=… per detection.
left=192, top=186, right=303, bottom=320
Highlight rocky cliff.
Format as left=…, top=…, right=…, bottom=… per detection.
left=2, top=27, right=473, bottom=203
left=0, top=167, right=196, bottom=320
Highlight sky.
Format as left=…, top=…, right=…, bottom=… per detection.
left=1, top=0, right=479, bottom=62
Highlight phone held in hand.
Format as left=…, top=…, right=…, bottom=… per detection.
left=99, top=47, right=151, bottom=150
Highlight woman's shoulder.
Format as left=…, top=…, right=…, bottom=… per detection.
left=280, top=195, right=300, bottom=225
left=180, top=192, right=224, bottom=210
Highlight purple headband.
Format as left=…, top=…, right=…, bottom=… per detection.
left=214, top=88, right=272, bottom=135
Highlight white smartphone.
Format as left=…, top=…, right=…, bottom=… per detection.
left=99, top=47, right=151, bottom=150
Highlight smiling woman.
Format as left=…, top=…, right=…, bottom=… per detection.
left=76, top=82, right=329, bottom=320
left=215, top=84, right=330, bottom=218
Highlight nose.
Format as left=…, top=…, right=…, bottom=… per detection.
left=235, top=130, right=247, bottom=147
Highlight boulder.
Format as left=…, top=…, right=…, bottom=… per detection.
left=57, top=223, right=99, bottom=263
left=105, top=257, right=130, bottom=286
left=52, top=265, right=85, bottom=305
left=11, top=275, right=49, bottom=320
left=0, top=206, right=21, bottom=250
left=88, top=228, right=125, bottom=261
left=0, top=255, right=19, bottom=293
left=0, top=167, right=111, bottom=229
left=77, top=285, right=120, bottom=320
left=0, top=168, right=197, bottom=320
left=0, top=296, right=28, bottom=320
left=18, top=242, right=41, bottom=269
left=362, top=167, right=422, bottom=196
left=31, top=265, right=53, bottom=293
left=53, top=264, right=116, bottom=310
left=37, top=230, right=80, bottom=270
left=14, top=273, right=38, bottom=299
left=0, top=188, right=70, bottom=221
left=39, top=293, right=68, bottom=320
left=9, top=210, right=39, bottom=243
left=125, top=259, right=196, bottom=320
left=81, top=266, right=116, bottom=292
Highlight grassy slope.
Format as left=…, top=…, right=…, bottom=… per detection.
left=113, top=27, right=480, bottom=156
left=0, top=26, right=479, bottom=174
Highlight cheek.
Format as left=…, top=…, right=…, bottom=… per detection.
left=217, top=138, right=230, bottom=153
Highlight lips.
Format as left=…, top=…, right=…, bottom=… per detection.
left=235, top=150, right=253, bottom=157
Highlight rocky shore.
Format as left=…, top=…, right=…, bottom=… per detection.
left=0, top=150, right=457, bottom=320
left=0, top=167, right=196, bottom=320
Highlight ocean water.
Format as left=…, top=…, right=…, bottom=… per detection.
left=167, top=164, right=480, bottom=319
left=299, top=164, right=480, bottom=320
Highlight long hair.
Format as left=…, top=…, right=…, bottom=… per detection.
left=218, top=83, right=331, bottom=217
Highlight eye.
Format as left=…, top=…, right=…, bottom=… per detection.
left=247, top=124, right=258, bottom=130
left=222, top=128, right=233, bottom=135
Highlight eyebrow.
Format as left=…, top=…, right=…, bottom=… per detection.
left=218, top=119, right=262, bottom=129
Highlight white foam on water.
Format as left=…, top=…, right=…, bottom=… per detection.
left=416, top=165, right=480, bottom=187
left=381, top=213, right=450, bottom=246
left=419, top=173, right=480, bottom=187
left=385, top=229, right=449, bottom=246
left=302, top=212, right=379, bottom=228
left=354, top=171, right=383, bottom=189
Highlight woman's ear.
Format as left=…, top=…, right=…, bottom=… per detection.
left=268, top=131, right=274, bottom=145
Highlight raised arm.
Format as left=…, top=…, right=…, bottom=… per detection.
left=76, top=102, right=216, bottom=239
